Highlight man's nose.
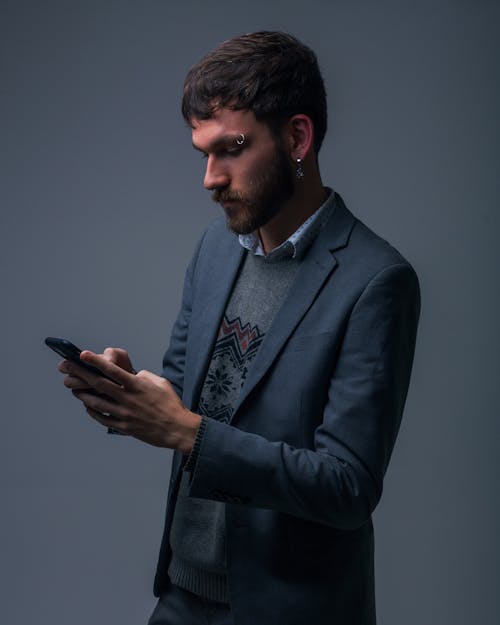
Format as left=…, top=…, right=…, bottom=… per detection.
left=203, top=156, right=230, bottom=190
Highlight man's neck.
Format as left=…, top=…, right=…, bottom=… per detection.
left=258, top=178, right=328, bottom=254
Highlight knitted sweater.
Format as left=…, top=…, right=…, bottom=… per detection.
left=168, top=252, right=300, bottom=602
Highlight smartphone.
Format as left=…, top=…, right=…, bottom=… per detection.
left=45, top=336, right=123, bottom=434
left=45, top=337, right=109, bottom=377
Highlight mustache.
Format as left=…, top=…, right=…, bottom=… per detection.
left=212, top=188, right=246, bottom=204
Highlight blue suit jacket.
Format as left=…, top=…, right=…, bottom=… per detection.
left=154, top=193, right=420, bottom=625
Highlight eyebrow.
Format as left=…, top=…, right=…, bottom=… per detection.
left=192, top=134, right=247, bottom=154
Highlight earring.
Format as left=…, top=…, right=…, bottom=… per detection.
left=296, top=158, right=304, bottom=180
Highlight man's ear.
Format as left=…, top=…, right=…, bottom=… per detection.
left=283, top=114, right=314, bottom=161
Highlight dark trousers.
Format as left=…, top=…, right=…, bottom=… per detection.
left=148, top=585, right=234, bottom=625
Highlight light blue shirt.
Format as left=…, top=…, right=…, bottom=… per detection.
left=238, top=188, right=335, bottom=260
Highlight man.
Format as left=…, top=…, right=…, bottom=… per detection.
left=59, top=32, right=420, bottom=625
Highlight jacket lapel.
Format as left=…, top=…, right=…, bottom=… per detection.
left=230, top=194, right=356, bottom=420
left=184, top=232, right=245, bottom=411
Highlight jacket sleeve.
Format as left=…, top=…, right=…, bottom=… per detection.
left=186, top=262, right=420, bottom=530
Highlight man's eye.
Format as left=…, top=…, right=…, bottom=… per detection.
left=226, top=147, right=243, bottom=157
left=199, top=146, right=243, bottom=160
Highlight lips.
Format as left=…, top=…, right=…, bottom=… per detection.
left=217, top=193, right=244, bottom=211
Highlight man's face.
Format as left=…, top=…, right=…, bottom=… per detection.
left=191, top=109, right=295, bottom=235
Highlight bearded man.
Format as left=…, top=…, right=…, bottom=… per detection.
left=59, top=31, right=420, bottom=625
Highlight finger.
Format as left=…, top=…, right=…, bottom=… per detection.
left=58, top=359, right=96, bottom=381
left=86, top=407, right=127, bottom=434
left=62, top=359, right=101, bottom=385
left=58, top=359, right=76, bottom=374
left=87, top=407, right=108, bottom=424
left=60, top=360, right=99, bottom=391
left=63, top=375, right=92, bottom=390
left=72, top=389, right=125, bottom=418
left=63, top=359, right=126, bottom=402
left=80, top=351, right=136, bottom=389
left=102, top=347, right=133, bottom=370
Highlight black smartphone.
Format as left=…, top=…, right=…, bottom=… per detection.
left=45, top=336, right=123, bottom=434
left=45, top=337, right=109, bottom=377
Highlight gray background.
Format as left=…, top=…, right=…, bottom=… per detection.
left=2, top=1, right=499, bottom=623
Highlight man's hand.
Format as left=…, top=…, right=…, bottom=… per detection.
left=58, top=349, right=201, bottom=454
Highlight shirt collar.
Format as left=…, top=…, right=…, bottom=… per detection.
left=238, top=187, right=335, bottom=260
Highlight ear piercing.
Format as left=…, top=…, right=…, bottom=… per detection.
left=296, top=158, right=304, bottom=179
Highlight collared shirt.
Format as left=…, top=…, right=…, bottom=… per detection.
left=238, top=187, right=335, bottom=260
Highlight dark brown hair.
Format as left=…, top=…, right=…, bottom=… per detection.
left=182, top=31, right=328, bottom=154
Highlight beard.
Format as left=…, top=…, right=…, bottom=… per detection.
left=211, top=142, right=295, bottom=235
